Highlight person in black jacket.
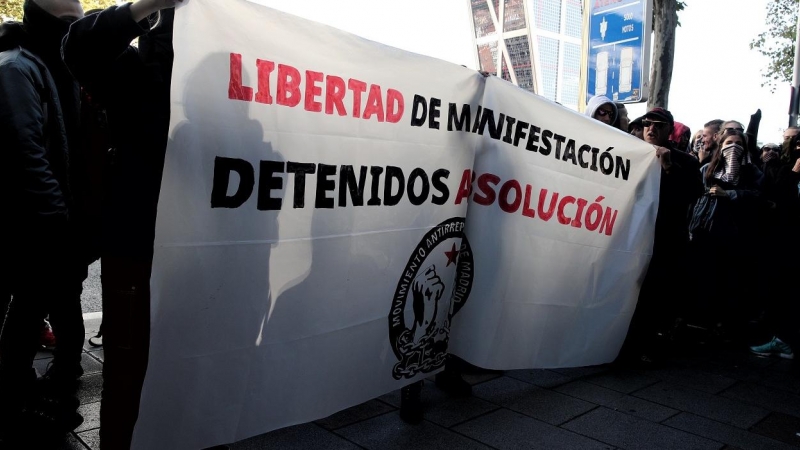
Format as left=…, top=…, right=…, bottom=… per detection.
left=63, top=0, right=180, bottom=448
left=618, top=108, right=703, bottom=365
left=0, top=0, right=88, bottom=443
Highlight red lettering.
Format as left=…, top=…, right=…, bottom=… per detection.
left=537, top=189, right=559, bottom=221
left=498, top=180, right=522, bottom=213
left=362, top=84, right=385, bottom=122
left=228, top=53, right=253, bottom=101
left=348, top=79, right=367, bottom=118
left=304, top=70, right=323, bottom=112
left=522, top=184, right=536, bottom=218
left=277, top=64, right=301, bottom=107
left=325, top=75, right=347, bottom=116
left=473, top=173, right=500, bottom=206
left=386, top=89, right=404, bottom=123
left=255, top=59, right=274, bottom=104
left=454, top=169, right=472, bottom=205
left=557, top=196, right=576, bottom=225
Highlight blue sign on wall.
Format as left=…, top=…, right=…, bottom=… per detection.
left=587, top=0, right=652, bottom=103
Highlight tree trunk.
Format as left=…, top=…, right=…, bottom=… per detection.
left=648, top=0, right=679, bottom=109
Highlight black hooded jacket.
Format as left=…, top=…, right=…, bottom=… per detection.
left=62, top=4, right=173, bottom=260
left=0, top=1, right=77, bottom=243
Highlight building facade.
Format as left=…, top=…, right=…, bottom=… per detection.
left=469, top=0, right=583, bottom=111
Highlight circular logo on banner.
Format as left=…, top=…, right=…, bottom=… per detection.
left=388, top=217, right=474, bottom=380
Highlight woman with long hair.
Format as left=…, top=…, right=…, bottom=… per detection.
left=688, top=128, right=761, bottom=340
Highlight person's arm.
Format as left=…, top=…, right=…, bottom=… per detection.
left=0, top=61, right=69, bottom=223
left=62, top=1, right=181, bottom=96
left=62, top=3, right=148, bottom=96
left=746, top=109, right=761, bottom=163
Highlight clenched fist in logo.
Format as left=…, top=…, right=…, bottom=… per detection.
left=412, top=266, right=445, bottom=343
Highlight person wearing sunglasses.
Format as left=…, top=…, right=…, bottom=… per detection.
left=584, top=95, right=617, bottom=126
left=618, top=107, right=703, bottom=366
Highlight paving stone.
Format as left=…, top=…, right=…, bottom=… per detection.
left=692, top=359, right=765, bottom=384
left=315, top=399, right=395, bottom=430
left=664, top=412, right=795, bottom=450
left=76, top=401, right=101, bottom=433
left=56, top=433, right=89, bottom=450
left=76, top=373, right=104, bottom=404
left=506, top=369, right=575, bottom=388
left=647, top=367, right=737, bottom=394
left=583, top=369, right=659, bottom=394
left=76, top=428, right=99, bottom=450
left=605, top=395, right=679, bottom=423
left=336, top=411, right=492, bottom=450
left=758, top=371, right=800, bottom=395
left=379, top=382, right=499, bottom=428
left=635, top=382, right=769, bottom=429
left=461, top=371, right=504, bottom=386
left=555, top=380, right=626, bottom=406
left=472, top=376, right=596, bottom=425
left=562, top=407, right=722, bottom=450
left=454, top=408, right=613, bottom=449
left=33, top=353, right=103, bottom=377
left=749, top=412, right=800, bottom=447
left=230, top=423, right=359, bottom=449
left=549, top=365, right=610, bottom=379
left=87, top=349, right=104, bottom=363
left=721, top=382, right=800, bottom=418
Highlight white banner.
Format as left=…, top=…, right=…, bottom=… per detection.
left=133, top=1, right=660, bottom=448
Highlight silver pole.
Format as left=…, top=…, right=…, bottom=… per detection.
left=790, top=2, right=800, bottom=127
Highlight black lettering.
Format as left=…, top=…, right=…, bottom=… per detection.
left=384, top=166, right=405, bottom=206
left=338, top=165, right=367, bottom=206
left=210, top=156, right=255, bottom=209
left=368, top=166, right=384, bottom=205
left=447, top=103, right=471, bottom=131
left=429, top=97, right=441, bottom=129
left=286, top=161, right=316, bottom=208
left=410, top=94, right=427, bottom=127
left=315, top=163, right=336, bottom=209
left=431, top=169, right=450, bottom=205
left=257, top=160, right=285, bottom=210
left=407, top=168, right=430, bottom=206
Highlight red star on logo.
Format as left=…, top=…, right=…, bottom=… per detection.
left=444, top=243, right=460, bottom=267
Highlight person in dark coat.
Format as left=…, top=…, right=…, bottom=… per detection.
left=63, top=0, right=179, bottom=447
left=0, top=0, right=87, bottom=443
left=750, top=132, right=800, bottom=359
left=618, top=107, right=703, bottom=365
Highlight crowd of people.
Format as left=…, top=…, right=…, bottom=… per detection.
left=585, top=95, right=799, bottom=367
left=2, top=0, right=799, bottom=446
left=1, top=0, right=179, bottom=447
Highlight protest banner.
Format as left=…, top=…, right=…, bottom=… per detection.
left=132, top=1, right=660, bottom=448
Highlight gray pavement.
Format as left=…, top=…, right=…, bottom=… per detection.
left=80, top=261, right=102, bottom=314
left=48, top=316, right=800, bottom=450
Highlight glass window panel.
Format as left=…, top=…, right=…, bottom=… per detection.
left=471, top=0, right=496, bottom=38
left=565, top=0, right=582, bottom=38
left=505, top=36, right=534, bottom=92
left=477, top=41, right=499, bottom=74
left=560, top=42, right=581, bottom=108
left=503, top=0, right=527, bottom=32
left=537, top=36, right=560, bottom=101
left=532, top=0, right=562, bottom=34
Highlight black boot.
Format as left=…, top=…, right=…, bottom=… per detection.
left=435, top=366, right=472, bottom=397
left=399, top=381, right=423, bottom=424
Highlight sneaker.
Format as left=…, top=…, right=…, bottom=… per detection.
left=39, top=320, right=56, bottom=350
left=399, top=381, right=423, bottom=424
left=750, top=336, right=794, bottom=360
